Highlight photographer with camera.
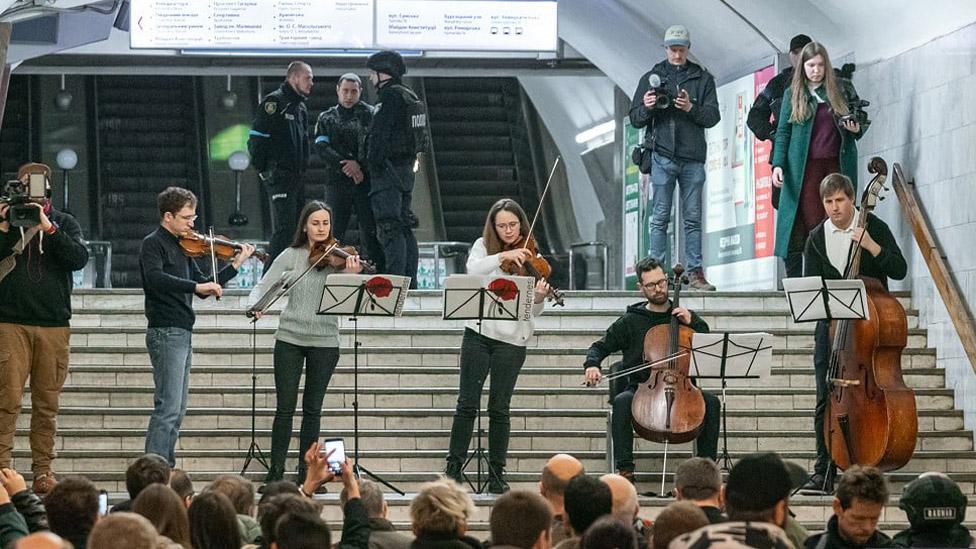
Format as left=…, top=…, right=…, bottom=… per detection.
left=0, top=163, right=89, bottom=495
left=771, top=42, right=867, bottom=271
left=629, top=25, right=720, bottom=291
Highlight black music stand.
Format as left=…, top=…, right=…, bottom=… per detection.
left=442, top=274, right=535, bottom=494
left=319, top=273, right=411, bottom=495
left=689, top=332, right=773, bottom=472
left=783, top=276, right=868, bottom=494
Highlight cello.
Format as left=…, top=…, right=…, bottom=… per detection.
left=631, top=264, right=706, bottom=443
left=826, top=157, right=917, bottom=471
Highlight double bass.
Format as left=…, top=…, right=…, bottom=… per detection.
left=826, top=157, right=917, bottom=471
left=631, top=264, right=706, bottom=443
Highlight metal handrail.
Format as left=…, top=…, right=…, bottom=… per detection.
left=892, top=163, right=976, bottom=376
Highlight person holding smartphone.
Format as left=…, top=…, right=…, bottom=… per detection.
left=443, top=199, right=549, bottom=494
left=248, top=201, right=363, bottom=487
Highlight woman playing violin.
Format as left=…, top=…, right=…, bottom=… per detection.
left=444, top=198, right=549, bottom=493
left=246, top=200, right=363, bottom=486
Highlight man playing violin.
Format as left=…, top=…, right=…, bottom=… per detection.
left=139, top=187, right=255, bottom=466
left=801, top=173, right=906, bottom=493
left=583, top=257, right=720, bottom=484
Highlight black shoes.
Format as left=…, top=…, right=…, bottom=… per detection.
left=444, top=461, right=464, bottom=484
left=488, top=466, right=510, bottom=494
left=800, top=472, right=834, bottom=494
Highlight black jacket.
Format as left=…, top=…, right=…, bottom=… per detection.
left=806, top=516, right=892, bottom=549
left=891, top=524, right=973, bottom=548
left=410, top=533, right=483, bottom=549
left=314, top=101, right=375, bottom=182
left=584, top=301, right=709, bottom=382
left=803, top=212, right=907, bottom=289
left=247, top=82, right=310, bottom=173
left=10, top=490, right=47, bottom=533
left=138, top=227, right=237, bottom=331
left=629, top=60, right=721, bottom=163
left=747, top=67, right=793, bottom=145
left=0, top=208, right=89, bottom=327
left=368, top=78, right=417, bottom=168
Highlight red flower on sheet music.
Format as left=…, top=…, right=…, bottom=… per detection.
left=488, top=278, right=518, bottom=301
left=365, top=276, right=394, bottom=298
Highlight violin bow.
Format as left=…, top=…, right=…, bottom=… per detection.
left=208, top=226, right=221, bottom=301
left=246, top=241, right=339, bottom=320
left=520, top=156, right=561, bottom=254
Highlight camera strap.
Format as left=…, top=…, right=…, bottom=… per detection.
left=0, top=225, right=41, bottom=283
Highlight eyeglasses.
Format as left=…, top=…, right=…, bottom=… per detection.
left=495, top=221, right=520, bottom=232
left=178, top=214, right=198, bottom=221
left=640, top=279, right=669, bottom=290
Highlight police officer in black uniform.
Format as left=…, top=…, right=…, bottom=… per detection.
left=248, top=60, right=313, bottom=266
left=366, top=50, right=420, bottom=286
left=893, top=473, right=972, bottom=548
left=313, top=73, right=383, bottom=270
left=747, top=34, right=812, bottom=278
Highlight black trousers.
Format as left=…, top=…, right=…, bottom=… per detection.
left=325, top=176, right=384, bottom=272
left=269, top=340, right=339, bottom=479
left=611, top=382, right=720, bottom=472
left=813, top=320, right=833, bottom=475
left=264, top=169, right=306, bottom=268
left=447, top=329, right=526, bottom=470
left=370, top=160, right=419, bottom=287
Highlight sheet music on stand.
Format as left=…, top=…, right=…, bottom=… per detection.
left=689, top=332, right=774, bottom=388
left=783, top=276, right=869, bottom=323
left=442, top=274, right=535, bottom=322
left=317, top=273, right=411, bottom=317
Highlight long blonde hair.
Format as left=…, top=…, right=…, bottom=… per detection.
left=789, top=42, right=848, bottom=123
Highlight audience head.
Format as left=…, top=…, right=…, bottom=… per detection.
left=44, top=476, right=99, bottom=544
left=258, top=480, right=301, bottom=505
left=674, top=457, right=723, bottom=506
left=897, top=472, right=971, bottom=547
left=206, top=474, right=256, bottom=516
left=169, top=468, right=194, bottom=508
left=579, top=516, right=639, bottom=549
left=833, top=465, right=889, bottom=546
left=600, top=473, right=639, bottom=524
left=490, top=490, right=553, bottom=549
left=564, top=475, right=613, bottom=536
left=272, top=512, right=331, bottom=549
left=540, top=454, right=585, bottom=506
left=187, top=491, right=242, bottom=549
left=125, top=453, right=171, bottom=500
left=132, top=483, right=191, bottom=548
left=88, top=512, right=158, bottom=549
left=651, top=501, right=710, bottom=549
left=258, top=493, right=321, bottom=547
left=724, top=452, right=792, bottom=527
left=341, top=478, right=386, bottom=519
left=12, top=532, right=72, bottom=549
left=410, top=477, right=476, bottom=538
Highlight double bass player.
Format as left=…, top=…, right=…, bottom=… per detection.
left=583, top=257, right=720, bottom=483
left=801, top=173, right=907, bottom=493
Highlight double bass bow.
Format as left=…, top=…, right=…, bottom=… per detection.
left=630, top=264, right=706, bottom=444
left=826, top=157, right=917, bottom=471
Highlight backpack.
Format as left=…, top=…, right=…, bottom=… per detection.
left=390, top=83, right=431, bottom=156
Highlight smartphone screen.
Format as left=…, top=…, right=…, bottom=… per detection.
left=323, top=437, right=345, bottom=475
left=27, top=174, right=46, bottom=199
left=98, top=490, right=108, bottom=516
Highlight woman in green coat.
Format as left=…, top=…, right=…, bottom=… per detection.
left=771, top=42, right=866, bottom=276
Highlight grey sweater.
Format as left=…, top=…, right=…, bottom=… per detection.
left=247, top=246, right=340, bottom=348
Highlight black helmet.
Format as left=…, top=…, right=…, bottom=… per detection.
left=899, top=473, right=967, bottom=530
left=367, top=50, right=406, bottom=79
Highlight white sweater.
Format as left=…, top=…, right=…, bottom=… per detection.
left=464, top=238, right=545, bottom=346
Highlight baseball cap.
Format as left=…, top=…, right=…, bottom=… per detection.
left=664, top=25, right=691, bottom=47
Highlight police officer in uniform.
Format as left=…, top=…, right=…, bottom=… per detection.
left=248, top=61, right=313, bottom=266
left=313, top=73, right=383, bottom=270
left=893, top=473, right=972, bottom=548
left=366, top=50, right=420, bottom=286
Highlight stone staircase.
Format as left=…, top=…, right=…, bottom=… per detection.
left=31, top=289, right=976, bottom=535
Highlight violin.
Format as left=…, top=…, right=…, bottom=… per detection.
left=630, top=264, right=706, bottom=443
left=825, top=157, right=916, bottom=471
left=499, top=235, right=565, bottom=306
left=308, top=236, right=376, bottom=274
left=179, top=231, right=268, bottom=263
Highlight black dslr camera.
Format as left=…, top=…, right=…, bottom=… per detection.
left=0, top=175, right=47, bottom=228
left=840, top=98, right=871, bottom=130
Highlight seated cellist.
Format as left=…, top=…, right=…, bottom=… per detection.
left=801, top=173, right=907, bottom=493
left=582, top=257, right=721, bottom=484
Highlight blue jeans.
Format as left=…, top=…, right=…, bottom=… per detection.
left=649, top=152, right=705, bottom=271
left=144, top=327, right=192, bottom=465
left=370, top=160, right=419, bottom=287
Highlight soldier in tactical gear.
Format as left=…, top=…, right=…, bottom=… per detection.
left=248, top=61, right=313, bottom=266
left=313, top=73, right=383, bottom=271
left=366, top=50, right=421, bottom=286
left=892, top=473, right=972, bottom=548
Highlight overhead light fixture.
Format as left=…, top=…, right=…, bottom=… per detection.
left=55, top=74, right=72, bottom=110
left=56, top=148, right=78, bottom=212
left=227, top=151, right=250, bottom=226
left=221, top=75, right=238, bottom=110
left=575, top=120, right=615, bottom=144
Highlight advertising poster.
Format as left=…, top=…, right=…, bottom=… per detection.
left=622, top=120, right=644, bottom=287
left=702, top=65, right=777, bottom=290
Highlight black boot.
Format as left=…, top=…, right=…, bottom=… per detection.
left=444, top=460, right=464, bottom=484
left=487, top=465, right=509, bottom=495
left=259, top=465, right=285, bottom=493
